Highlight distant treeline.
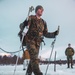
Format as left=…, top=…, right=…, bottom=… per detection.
left=0, top=55, right=75, bottom=65
left=0, top=55, right=23, bottom=65
left=40, top=60, right=75, bottom=65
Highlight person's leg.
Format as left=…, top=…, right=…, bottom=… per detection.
left=70, top=56, right=73, bottom=68
left=26, top=40, right=43, bottom=75
left=67, top=57, right=70, bottom=68
left=26, top=61, right=33, bottom=75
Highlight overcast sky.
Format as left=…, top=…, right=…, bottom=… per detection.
left=0, top=0, right=75, bottom=60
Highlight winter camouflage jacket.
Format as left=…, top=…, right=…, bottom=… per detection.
left=19, top=15, right=56, bottom=45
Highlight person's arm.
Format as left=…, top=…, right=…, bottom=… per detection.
left=65, top=49, right=67, bottom=56
left=43, top=22, right=58, bottom=38
left=20, top=19, right=29, bottom=32
left=18, top=15, right=32, bottom=36
left=72, top=48, right=74, bottom=56
left=18, top=16, right=32, bottom=41
left=18, top=20, right=28, bottom=39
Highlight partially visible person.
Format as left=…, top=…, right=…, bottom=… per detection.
left=22, top=50, right=30, bottom=70
left=65, top=43, right=74, bottom=68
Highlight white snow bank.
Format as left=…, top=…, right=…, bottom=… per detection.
left=0, top=64, right=75, bottom=75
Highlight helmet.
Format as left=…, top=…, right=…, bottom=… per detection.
left=35, top=5, right=43, bottom=13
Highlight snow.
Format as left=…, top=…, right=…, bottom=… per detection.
left=0, top=64, right=75, bottom=75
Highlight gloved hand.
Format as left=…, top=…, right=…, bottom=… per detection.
left=54, top=30, right=59, bottom=36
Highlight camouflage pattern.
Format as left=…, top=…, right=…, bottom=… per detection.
left=26, top=40, right=41, bottom=75
left=19, top=15, right=56, bottom=75
left=25, top=15, right=56, bottom=75
left=26, top=15, right=47, bottom=38
left=25, top=15, right=44, bottom=75
left=65, top=47, right=74, bottom=68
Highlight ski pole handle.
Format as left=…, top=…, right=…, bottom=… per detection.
left=27, top=6, right=34, bottom=21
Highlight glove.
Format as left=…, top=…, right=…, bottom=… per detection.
left=54, top=30, right=59, bottom=36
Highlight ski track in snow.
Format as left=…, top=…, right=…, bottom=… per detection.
left=0, top=64, right=75, bottom=75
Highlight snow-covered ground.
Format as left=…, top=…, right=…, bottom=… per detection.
left=0, top=64, right=75, bottom=75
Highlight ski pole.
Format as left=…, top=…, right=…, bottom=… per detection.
left=54, top=51, right=57, bottom=72
left=45, top=37, right=56, bottom=75
left=13, top=52, right=20, bottom=75
left=13, top=32, right=26, bottom=75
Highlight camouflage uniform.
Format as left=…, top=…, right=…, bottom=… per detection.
left=65, top=47, right=74, bottom=68
left=19, top=15, right=57, bottom=75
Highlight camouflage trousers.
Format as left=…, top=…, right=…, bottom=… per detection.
left=26, top=40, right=42, bottom=75
left=67, top=56, right=73, bottom=68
